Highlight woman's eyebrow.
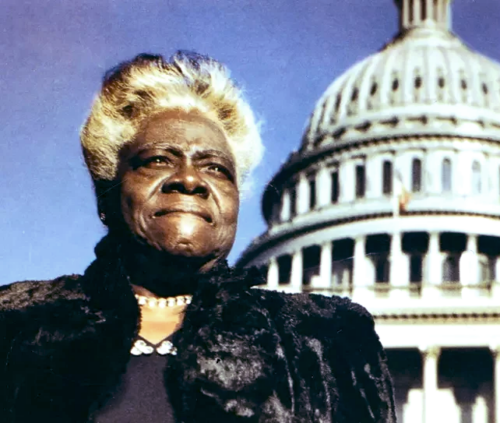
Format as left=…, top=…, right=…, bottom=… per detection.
left=135, top=144, right=184, bottom=157
left=191, top=149, right=233, bottom=161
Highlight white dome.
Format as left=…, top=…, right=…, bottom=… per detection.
left=303, top=9, right=500, bottom=151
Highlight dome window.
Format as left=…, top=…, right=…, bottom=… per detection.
left=308, top=173, right=317, bottom=210
left=334, top=94, right=342, bottom=112
left=461, top=79, right=468, bottom=91
left=383, top=161, right=393, bottom=195
left=366, top=234, right=391, bottom=285
left=302, top=245, right=321, bottom=286
left=438, top=77, right=445, bottom=88
left=415, top=76, right=422, bottom=89
left=412, top=158, right=422, bottom=192
left=370, top=82, right=378, bottom=96
left=355, top=164, right=366, bottom=198
left=403, top=232, right=429, bottom=286
left=482, top=83, right=489, bottom=95
left=392, top=79, right=399, bottom=91
left=410, top=255, right=423, bottom=284
left=277, top=254, right=292, bottom=285
left=289, top=184, right=297, bottom=218
left=351, top=87, right=359, bottom=102
left=442, top=158, right=452, bottom=192
left=331, top=170, right=340, bottom=203
left=443, top=254, right=460, bottom=283
left=332, top=238, right=354, bottom=288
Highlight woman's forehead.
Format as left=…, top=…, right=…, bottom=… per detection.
left=133, top=109, right=236, bottom=161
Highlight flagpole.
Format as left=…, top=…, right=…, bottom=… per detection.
left=392, top=170, right=402, bottom=230
left=390, top=170, right=403, bottom=297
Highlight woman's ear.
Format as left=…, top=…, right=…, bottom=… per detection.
left=95, top=180, right=122, bottom=229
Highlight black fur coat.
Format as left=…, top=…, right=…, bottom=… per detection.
left=0, top=239, right=396, bottom=423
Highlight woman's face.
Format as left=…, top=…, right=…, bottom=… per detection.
left=118, top=109, right=239, bottom=264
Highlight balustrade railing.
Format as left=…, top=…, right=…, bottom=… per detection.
left=283, top=280, right=499, bottom=300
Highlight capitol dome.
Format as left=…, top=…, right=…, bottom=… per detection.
left=304, top=0, right=500, bottom=151
left=239, top=2, right=500, bottom=421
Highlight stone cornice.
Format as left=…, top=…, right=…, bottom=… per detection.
left=374, top=312, right=500, bottom=324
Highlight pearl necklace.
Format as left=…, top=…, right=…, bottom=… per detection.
left=134, top=294, right=192, bottom=308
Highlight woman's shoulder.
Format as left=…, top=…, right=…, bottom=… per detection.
left=252, top=288, right=376, bottom=338
left=254, top=288, right=372, bottom=318
left=0, top=274, right=84, bottom=312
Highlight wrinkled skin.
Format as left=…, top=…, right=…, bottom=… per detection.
left=117, top=109, right=240, bottom=276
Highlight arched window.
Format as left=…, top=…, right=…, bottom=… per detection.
left=382, top=161, right=393, bottom=195
left=331, top=170, right=339, bottom=203
left=442, top=158, right=452, bottom=192
left=472, top=161, right=482, bottom=194
left=289, top=185, right=297, bottom=218
left=355, top=164, right=366, bottom=198
left=308, top=174, right=317, bottom=210
left=412, top=158, right=422, bottom=192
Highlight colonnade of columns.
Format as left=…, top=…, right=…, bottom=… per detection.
left=265, top=232, right=500, bottom=299
left=417, top=346, right=500, bottom=423
left=275, top=148, right=497, bottom=227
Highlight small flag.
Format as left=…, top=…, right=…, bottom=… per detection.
left=393, top=170, right=411, bottom=216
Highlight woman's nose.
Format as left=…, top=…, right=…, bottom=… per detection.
left=161, top=165, right=209, bottom=198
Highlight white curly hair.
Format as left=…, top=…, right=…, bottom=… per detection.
left=81, top=52, right=263, bottom=194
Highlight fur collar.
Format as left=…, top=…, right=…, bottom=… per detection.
left=0, top=235, right=396, bottom=423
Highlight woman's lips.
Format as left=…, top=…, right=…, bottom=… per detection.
left=153, top=207, right=212, bottom=223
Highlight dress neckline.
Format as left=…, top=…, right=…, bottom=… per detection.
left=131, top=336, right=177, bottom=356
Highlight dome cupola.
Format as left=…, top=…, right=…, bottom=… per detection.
left=239, top=0, right=500, bottom=266
left=300, top=0, right=500, bottom=156
left=395, top=0, right=452, bottom=31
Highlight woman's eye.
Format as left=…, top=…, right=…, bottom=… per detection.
left=142, top=156, right=170, bottom=168
left=207, top=164, right=234, bottom=181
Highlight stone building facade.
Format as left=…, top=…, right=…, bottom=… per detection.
left=238, top=1, right=500, bottom=421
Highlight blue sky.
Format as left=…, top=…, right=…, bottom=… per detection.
left=1, top=0, right=499, bottom=284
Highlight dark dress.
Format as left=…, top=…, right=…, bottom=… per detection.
left=95, top=337, right=176, bottom=423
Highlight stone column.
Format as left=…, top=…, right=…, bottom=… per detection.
left=267, top=257, right=279, bottom=290
left=413, top=0, right=421, bottom=22
left=280, top=190, right=291, bottom=222
left=491, top=346, right=500, bottom=423
left=291, top=249, right=303, bottom=292
left=297, top=173, right=309, bottom=215
left=421, top=346, right=441, bottom=423
left=365, top=155, right=381, bottom=199
left=426, top=0, right=434, bottom=21
left=340, top=161, right=355, bottom=203
left=472, top=396, right=488, bottom=423
left=353, top=236, right=372, bottom=300
left=318, top=241, right=332, bottom=290
left=460, top=234, right=480, bottom=298
left=423, top=232, right=441, bottom=298
left=316, top=167, right=331, bottom=208
left=390, top=231, right=410, bottom=299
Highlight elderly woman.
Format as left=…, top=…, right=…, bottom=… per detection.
left=0, top=52, right=396, bottom=423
